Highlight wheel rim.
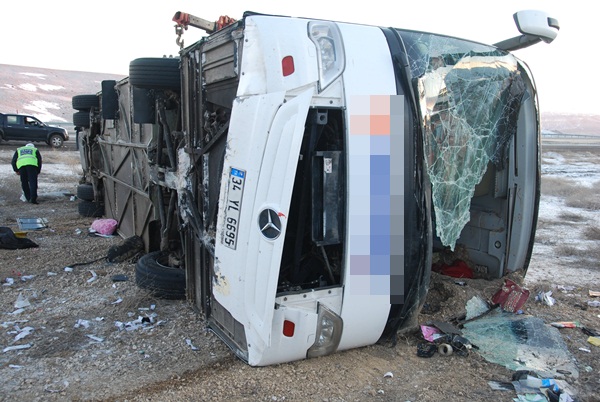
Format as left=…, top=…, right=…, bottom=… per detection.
left=51, top=136, right=63, bottom=147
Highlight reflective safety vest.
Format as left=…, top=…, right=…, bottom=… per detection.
left=16, top=146, right=39, bottom=169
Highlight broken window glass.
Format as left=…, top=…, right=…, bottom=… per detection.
left=462, top=308, right=578, bottom=378
left=397, top=31, right=526, bottom=249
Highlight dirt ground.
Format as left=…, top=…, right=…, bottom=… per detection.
left=0, top=142, right=599, bottom=402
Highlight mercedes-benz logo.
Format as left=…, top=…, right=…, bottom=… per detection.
left=258, top=208, right=282, bottom=240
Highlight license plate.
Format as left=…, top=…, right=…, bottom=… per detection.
left=222, top=168, right=246, bottom=249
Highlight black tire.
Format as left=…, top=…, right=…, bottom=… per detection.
left=72, top=94, right=99, bottom=111
left=78, top=200, right=104, bottom=218
left=132, top=87, right=156, bottom=124
left=129, top=58, right=181, bottom=91
left=101, top=80, right=119, bottom=120
left=135, top=251, right=186, bottom=299
left=73, top=111, right=90, bottom=128
left=48, top=134, right=64, bottom=148
left=76, top=183, right=95, bottom=201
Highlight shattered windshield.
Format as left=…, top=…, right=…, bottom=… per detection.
left=397, top=31, right=526, bottom=249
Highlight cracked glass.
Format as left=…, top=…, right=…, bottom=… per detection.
left=398, top=31, right=526, bottom=249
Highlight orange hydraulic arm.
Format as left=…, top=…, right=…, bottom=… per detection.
left=173, top=11, right=236, bottom=48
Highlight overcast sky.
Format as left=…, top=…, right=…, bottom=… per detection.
left=1, top=0, right=594, bottom=114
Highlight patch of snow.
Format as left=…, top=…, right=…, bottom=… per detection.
left=19, top=72, right=46, bottom=79
left=541, top=152, right=566, bottom=164
left=18, top=83, right=37, bottom=92
left=0, top=164, right=80, bottom=193
left=38, top=84, right=64, bottom=91
left=23, top=100, right=66, bottom=122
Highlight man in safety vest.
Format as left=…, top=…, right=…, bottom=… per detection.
left=11, top=143, right=43, bottom=204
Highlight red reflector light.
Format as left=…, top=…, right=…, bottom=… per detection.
left=283, top=320, right=295, bottom=337
left=282, top=56, right=295, bottom=77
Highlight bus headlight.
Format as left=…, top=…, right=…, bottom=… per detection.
left=307, top=304, right=343, bottom=358
left=308, top=21, right=345, bottom=92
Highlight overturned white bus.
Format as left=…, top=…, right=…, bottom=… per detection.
left=72, top=10, right=559, bottom=366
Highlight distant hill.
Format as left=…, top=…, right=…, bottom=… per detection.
left=0, top=64, right=125, bottom=124
left=1, top=63, right=599, bottom=135
left=540, top=113, right=600, bottom=136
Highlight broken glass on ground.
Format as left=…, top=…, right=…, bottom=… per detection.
left=462, top=308, right=579, bottom=379
left=14, top=293, right=31, bottom=309
left=465, top=296, right=490, bottom=320
left=3, top=344, right=32, bottom=353
left=12, top=326, right=34, bottom=341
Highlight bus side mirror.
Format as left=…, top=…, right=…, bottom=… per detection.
left=494, top=10, right=560, bottom=51
left=514, top=10, right=559, bottom=43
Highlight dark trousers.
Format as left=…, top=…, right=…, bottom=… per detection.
left=19, top=165, right=39, bottom=202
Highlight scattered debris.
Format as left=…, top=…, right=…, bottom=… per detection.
left=3, top=344, right=32, bottom=353
left=186, top=339, right=199, bottom=351
left=3, top=278, right=15, bottom=286
left=588, top=336, right=600, bottom=347
left=588, top=300, right=600, bottom=308
left=16, top=217, right=48, bottom=230
left=550, top=322, right=580, bottom=328
left=535, top=290, right=556, bottom=306
left=462, top=308, right=578, bottom=378
left=86, top=334, right=104, bottom=342
left=416, top=342, right=437, bottom=358
left=582, top=326, right=600, bottom=337
left=111, top=274, right=128, bottom=282
left=106, top=235, right=144, bottom=263
left=91, top=218, right=118, bottom=235
left=87, top=270, right=98, bottom=283
left=418, top=320, right=474, bottom=358
left=492, top=279, right=530, bottom=312
left=74, top=319, right=91, bottom=329
left=432, top=259, right=474, bottom=279
left=14, top=293, right=31, bottom=309
left=420, top=325, right=442, bottom=342
left=510, top=370, right=576, bottom=401
left=44, top=380, right=69, bottom=393
left=437, top=343, right=453, bottom=356
left=115, top=315, right=163, bottom=332
left=13, top=326, right=34, bottom=341
left=465, top=296, right=490, bottom=320
left=487, top=381, right=514, bottom=391
left=589, top=290, right=600, bottom=297
left=383, top=372, right=393, bottom=378
left=0, top=226, right=39, bottom=249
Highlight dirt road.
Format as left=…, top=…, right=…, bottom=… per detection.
left=0, top=146, right=598, bottom=401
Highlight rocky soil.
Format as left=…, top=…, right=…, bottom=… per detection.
left=0, top=142, right=599, bottom=402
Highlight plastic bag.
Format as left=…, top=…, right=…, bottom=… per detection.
left=91, top=219, right=118, bottom=235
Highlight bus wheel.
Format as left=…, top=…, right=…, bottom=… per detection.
left=135, top=251, right=186, bottom=300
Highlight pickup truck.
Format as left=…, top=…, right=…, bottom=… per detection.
left=0, top=113, right=69, bottom=147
